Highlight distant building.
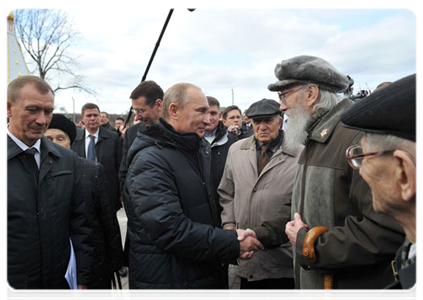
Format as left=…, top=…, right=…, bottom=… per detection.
left=7, top=12, right=30, bottom=84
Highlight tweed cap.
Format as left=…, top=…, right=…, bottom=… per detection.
left=268, top=55, right=350, bottom=93
left=48, top=114, right=77, bottom=144
left=246, top=98, right=281, bottom=119
left=341, top=74, right=416, bottom=142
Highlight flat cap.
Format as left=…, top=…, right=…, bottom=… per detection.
left=268, top=55, right=349, bottom=93
left=246, top=98, right=281, bottom=119
left=341, top=74, right=416, bottom=142
left=48, top=114, right=77, bottom=144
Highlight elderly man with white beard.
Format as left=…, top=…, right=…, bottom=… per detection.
left=240, top=55, right=404, bottom=289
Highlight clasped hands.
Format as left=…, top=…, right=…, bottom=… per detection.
left=224, top=225, right=263, bottom=259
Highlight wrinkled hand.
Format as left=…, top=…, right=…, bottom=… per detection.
left=78, top=284, right=87, bottom=299
left=285, top=213, right=308, bottom=247
left=238, top=229, right=264, bottom=259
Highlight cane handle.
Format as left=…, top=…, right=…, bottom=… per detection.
left=302, top=226, right=329, bottom=263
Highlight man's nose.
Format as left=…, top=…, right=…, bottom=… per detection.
left=35, top=112, right=48, bottom=125
left=279, top=102, right=288, bottom=112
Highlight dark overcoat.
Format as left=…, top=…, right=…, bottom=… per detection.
left=8, top=136, right=93, bottom=289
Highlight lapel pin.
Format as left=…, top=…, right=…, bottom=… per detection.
left=320, top=128, right=328, bottom=137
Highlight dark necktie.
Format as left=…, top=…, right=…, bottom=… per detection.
left=258, top=144, right=270, bottom=174
left=87, top=135, right=96, bottom=161
left=24, top=147, right=39, bottom=187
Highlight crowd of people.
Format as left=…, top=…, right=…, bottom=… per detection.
left=7, top=55, right=416, bottom=290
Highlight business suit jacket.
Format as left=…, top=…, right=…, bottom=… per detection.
left=8, top=136, right=93, bottom=288
left=72, top=127, right=122, bottom=211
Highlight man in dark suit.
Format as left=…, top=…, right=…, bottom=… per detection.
left=72, top=103, right=123, bottom=212
left=7, top=75, right=93, bottom=289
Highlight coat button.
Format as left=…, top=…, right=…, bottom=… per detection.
left=252, top=188, right=257, bottom=192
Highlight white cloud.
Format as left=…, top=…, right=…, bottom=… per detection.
left=39, top=8, right=416, bottom=114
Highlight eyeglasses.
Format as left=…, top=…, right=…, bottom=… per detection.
left=278, top=86, right=305, bottom=104
left=346, top=145, right=396, bottom=169
left=131, top=108, right=146, bottom=115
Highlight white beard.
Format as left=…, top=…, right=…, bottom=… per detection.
left=283, top=99, right=311, bottom=149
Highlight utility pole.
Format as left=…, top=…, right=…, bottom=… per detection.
left=231, top=89, right=234, bottom=105
left=72, top=97, right=75, bottom=122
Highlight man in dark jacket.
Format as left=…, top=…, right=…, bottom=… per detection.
left=123, top=82, right=263, bottom=289
left=7, top=76, right=93, bottom=289
left=45, top=114, right=124, bottom=289
left=100, top=111, right=116, bottom=132
left=202, top=96, right=238, bottom=224
left=341, top=74, right=416, bottom=289
left=72, top=103, right=122, bottom=212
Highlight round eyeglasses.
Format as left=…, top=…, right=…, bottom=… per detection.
left=277, top=86, right=305, bottom=104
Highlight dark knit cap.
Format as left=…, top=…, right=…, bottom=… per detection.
left=268, top=55, right=349, bottom=93
left=48, top=114, right=77, bottom=144
left=341, top=74, right=416, bottom=142
left=246, top=99, right=281, bottom=119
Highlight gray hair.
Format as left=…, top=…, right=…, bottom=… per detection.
left=163, top=83, right=201, bottom=121
left=313, top=88, right=343, bottom=112
left=364, top=133, right=415, bottom=155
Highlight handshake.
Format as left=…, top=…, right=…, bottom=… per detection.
left=236, top=228, right=264, bottom=259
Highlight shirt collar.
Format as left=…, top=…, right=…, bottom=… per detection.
left=85, top=128, right=99, bottom=139
left=204, top=128, right=217, bottom=138
left=7, top=125, right=41, bottom=153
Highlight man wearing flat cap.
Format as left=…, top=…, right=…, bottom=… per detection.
left=45, top=114, right=124, bottom=289
left=265, top=55, right=404, bottom=289
left=341, top=74, right=416, bottom=289
left=218, top=99, right=302, bottom=289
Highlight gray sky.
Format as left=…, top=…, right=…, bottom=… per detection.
left=5, top=2, right=419, bottom=117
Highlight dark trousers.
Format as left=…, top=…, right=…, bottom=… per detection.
left=240, top=277, right=295, bottom=289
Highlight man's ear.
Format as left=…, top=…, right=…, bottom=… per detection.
left=7, top=100, right=13, bottom=118
left=168, top=103, right=178, bottom=120
left=156, top=99, right=163, bottom=110
left=222, top=118, right=227, bottom=126
left=394, top=149, right=416, bottom=201
left=305, top=84, right=320, bottom=109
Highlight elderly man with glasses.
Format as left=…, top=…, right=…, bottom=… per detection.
left=263, top=55, right=404, bottom=289
left=341, top=74, right=416, bottom=289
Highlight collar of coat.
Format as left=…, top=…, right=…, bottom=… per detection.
left=240, top=134, right=299, bottom=157
left=75, top=126, right=111, bottom=144
left=8, top=135, right=63, bottom=161
left=307, top=98, right=353, bottom=144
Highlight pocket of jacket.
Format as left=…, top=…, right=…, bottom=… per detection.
left=49, top=170, right=73, bottom=177
left=5, top=274, right=28, bottom=295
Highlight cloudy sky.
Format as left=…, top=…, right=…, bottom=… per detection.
left=6, top=3, right=418, bottom=118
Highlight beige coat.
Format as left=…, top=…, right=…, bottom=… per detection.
left=218, top=135, right=302, bottom=281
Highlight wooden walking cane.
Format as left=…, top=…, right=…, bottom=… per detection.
left=302, top=226, right=334, bottom=289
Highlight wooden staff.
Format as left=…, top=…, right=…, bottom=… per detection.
left=302, top=226, right=334, bottom=289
